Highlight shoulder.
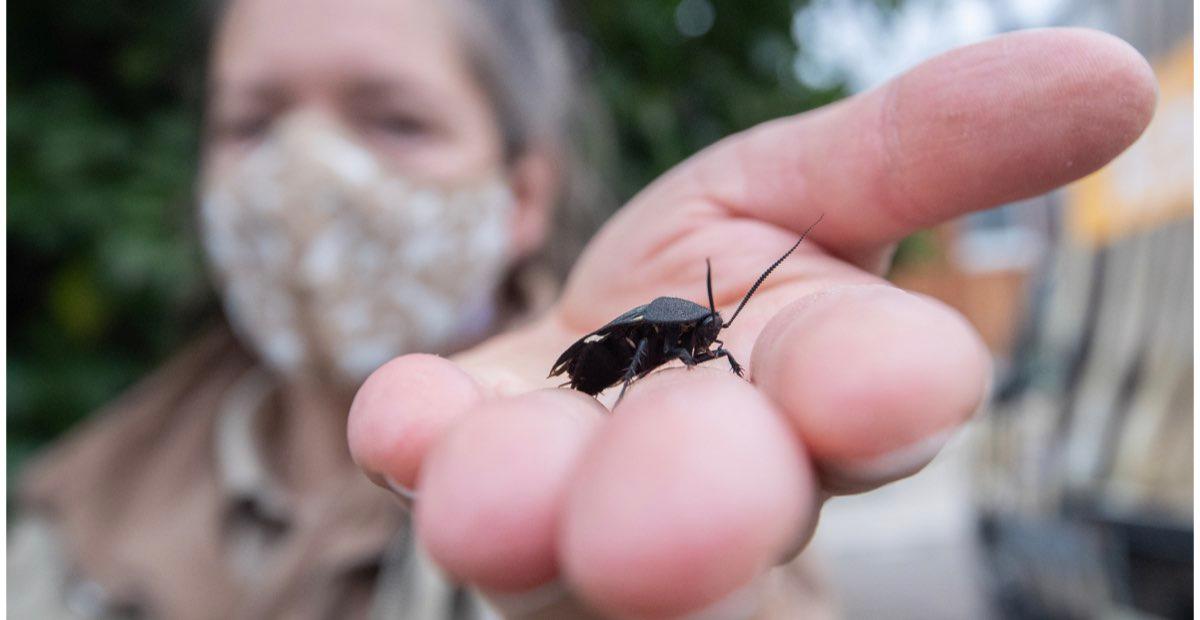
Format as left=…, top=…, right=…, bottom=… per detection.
left=18, top=326, right=256, bottom=512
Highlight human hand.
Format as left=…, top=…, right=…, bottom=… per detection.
left=348, top=28, right=1155, bottom=619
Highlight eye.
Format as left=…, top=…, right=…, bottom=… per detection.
left=213, top=114, right=273, bottom=144
left=380, top=114, right=427, bottom=135
left=365, top=111, right=438, bottom=141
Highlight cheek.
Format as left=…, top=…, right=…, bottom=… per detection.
left=201, top=132, right=278, bottom=191
left=199, top=146, right=242, bottom=188
left=367, top=136, right=499, bottom=182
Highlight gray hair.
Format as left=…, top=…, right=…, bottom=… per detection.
left=449, top=0, right=572, bottom=160
left=448, top=0, right=615, bottom=278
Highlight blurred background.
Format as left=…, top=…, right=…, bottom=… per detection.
left=7, top=0, right=1192, bottom=618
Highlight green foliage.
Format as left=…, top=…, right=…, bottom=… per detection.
left=570, top=0, right=847, bottom=201
left=8, top=0, right=216, bottom=480
left=7, top=0, right=848, bottom=481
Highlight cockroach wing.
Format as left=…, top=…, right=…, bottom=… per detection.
left=548, top=302, right=655, bottom=378
left=638, top=297, right=711, bottom=325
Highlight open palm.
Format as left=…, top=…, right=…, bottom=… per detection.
left=348, top=29, right=1155, bottom=618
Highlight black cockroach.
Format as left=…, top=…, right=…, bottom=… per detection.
left=549, top=215, right=823, bottom=402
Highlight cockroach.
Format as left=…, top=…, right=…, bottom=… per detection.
left=549, top=215, right=823, bottom=402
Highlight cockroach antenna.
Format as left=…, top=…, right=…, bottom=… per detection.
left=721, top=213, right=824, bottom=328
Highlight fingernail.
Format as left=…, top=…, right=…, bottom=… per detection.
left=482, top=579, right=571, bottom=617
left=818, top=428, right=958, bottom=494
left=679, top=574, right=766, bottom=620
left=384, top=474, right=418, bottom=510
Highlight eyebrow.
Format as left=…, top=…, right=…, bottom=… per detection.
left=341, top=77, right=439, bottom=110
left=212, top=75, right=435, bottom=107
left=210, top=78, right=291, bottom=109
left=342, top=77, right=396, bottom=100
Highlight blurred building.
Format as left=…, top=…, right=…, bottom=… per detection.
left=971, top=1, right=1192, bottom=618
left=807, top=1, right=1192, bottom=619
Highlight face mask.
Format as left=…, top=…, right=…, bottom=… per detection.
left=199, top=114, right=514, bottom=388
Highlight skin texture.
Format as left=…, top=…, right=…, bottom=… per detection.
left=348, top=28, right=1157, bottom=619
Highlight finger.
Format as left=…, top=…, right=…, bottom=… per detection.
left=634, top=28, right=1157, bottom=264
left=416, top=389, right=604, bottom=592
left=347, top=354, right=485, bottom=493
left=752, top=284, right=991, bottom=494
left=561, top=368, right=817, bottom=618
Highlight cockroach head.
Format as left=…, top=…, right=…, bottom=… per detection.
left=699, top=312, right=722, bottom=342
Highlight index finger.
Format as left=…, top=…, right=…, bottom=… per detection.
left=638, top=28, right=1157, bottom=267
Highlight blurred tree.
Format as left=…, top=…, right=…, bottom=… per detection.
left=7, top=0, right=216, bottom=485
left=567, top=0, right=847, bottom=201
left=7, top=0, right=851, bottom=484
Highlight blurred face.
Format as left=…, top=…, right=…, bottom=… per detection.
left=198, top=0, right=555, bottom=387
left=203, top=0, right=503, bottom=184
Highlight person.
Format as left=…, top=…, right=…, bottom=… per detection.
left=11, top=0, right=585, bottom=618
left=9, top=0, right=1157, bottom=618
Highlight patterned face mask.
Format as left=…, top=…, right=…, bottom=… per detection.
left=200, top=114, right=514, bottom=388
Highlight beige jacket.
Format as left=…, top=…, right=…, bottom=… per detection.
left=10, top=329, right=493, bottom=619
